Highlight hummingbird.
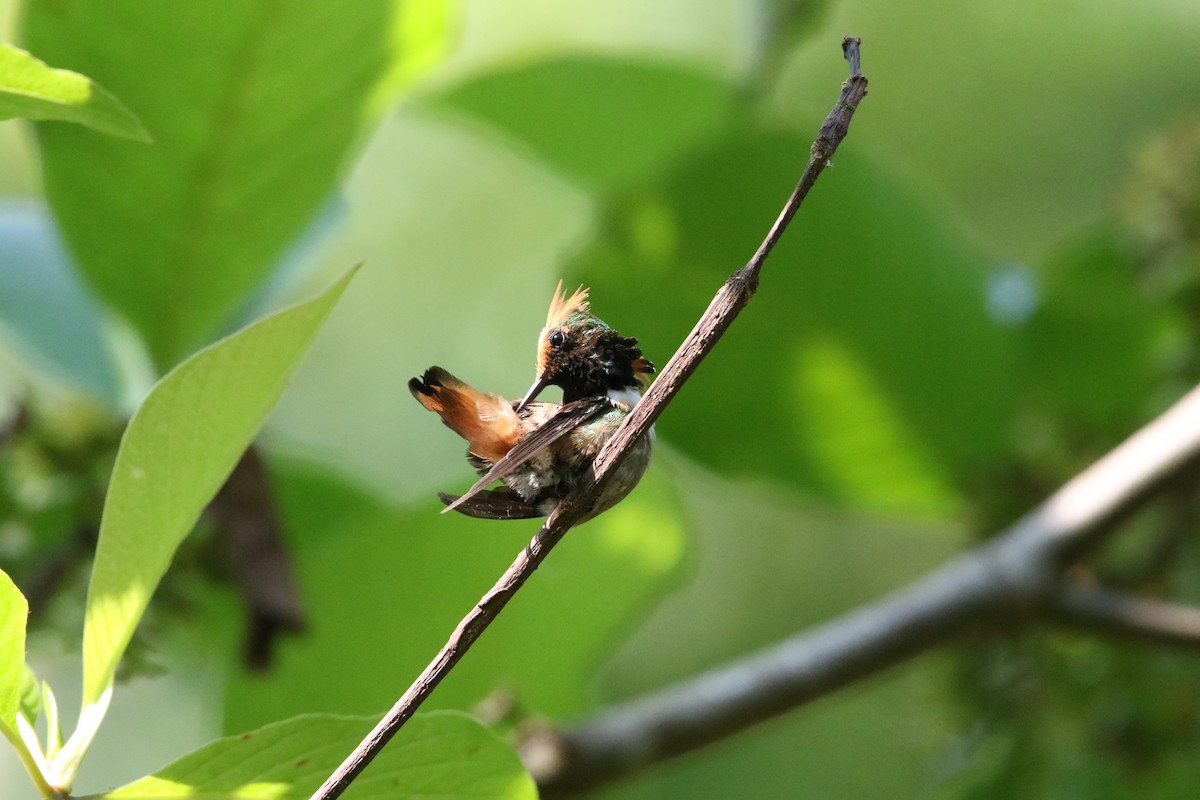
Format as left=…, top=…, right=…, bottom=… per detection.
left=408, top=283, right=655, bottom=523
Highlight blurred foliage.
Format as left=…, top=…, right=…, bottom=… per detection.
left=570, top=132, right=1012, bottom=517
left=942, top=117, right=1200, bottom=800
left=776, top=0, right=1200, bottom=260
left=222, top=459, right=684, bottom=731
left=2, top=0, right=1200, bottom=798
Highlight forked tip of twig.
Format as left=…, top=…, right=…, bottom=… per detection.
left=842, top=36, right=862, bottom=76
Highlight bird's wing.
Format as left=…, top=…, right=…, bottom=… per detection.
left=441, top=397, right=609, bottom=515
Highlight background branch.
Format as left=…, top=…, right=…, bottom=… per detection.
left=309, top=37, right=870, bottom=800
left=1048, top=580, right=1200, bottom=649
left=528, top=383, right=1200, bottom=797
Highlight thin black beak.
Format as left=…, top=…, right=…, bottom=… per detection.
left=516, top=376, right=551, bottom=411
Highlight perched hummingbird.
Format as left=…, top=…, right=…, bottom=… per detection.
left=408, top=283, right=655, bottom=522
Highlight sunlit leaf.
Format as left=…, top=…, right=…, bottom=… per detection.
left=0, top=42, right=149, bottom=141
left=370, top=0, right=461, bottom=113
left=0, top=568, right=28, bottom=735
left=81, top=267, right=356, bottom=705
left=90, top=711, right=535, bottom=800
left=790, top=335, right=959, bottom=515
left=23, top=0, right=392, bottom=368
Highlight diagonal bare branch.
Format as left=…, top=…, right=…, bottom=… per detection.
left=308, top=36, right=870, bottom=800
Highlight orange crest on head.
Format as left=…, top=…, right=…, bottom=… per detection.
left=546, top=281, right=589, bottom=329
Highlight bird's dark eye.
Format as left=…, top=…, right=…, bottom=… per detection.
left=548, top=330, right=567, bottom=350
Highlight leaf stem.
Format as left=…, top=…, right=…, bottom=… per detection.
left=4, top=718, right=59, bottom=799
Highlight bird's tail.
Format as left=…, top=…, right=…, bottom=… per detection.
left=408, top=367, right=520, bottom=464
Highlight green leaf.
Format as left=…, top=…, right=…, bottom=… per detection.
left=22, top=0, right=394, bottom=368
left=90, top=711, right=535, bottom=800
left=0, top=568, right=28, bottom=735
left=1020, top=230, right=1160, bottom=431
left=19, top=666, right=41, bottom=727
left=0, top=579, right=56, bottom=800
left=81, top=266, right=356, bottom=706
left=370, top=0, right=461, bottom=114
left=573, top=131, right=1013, bottom=516
left=789, top=334, right=960, bottom=515
left=430, top=55, right=731, bottom=192
left=0, top=42, right=149, bottom=141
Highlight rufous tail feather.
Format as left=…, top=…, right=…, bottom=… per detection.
left=408, top=367, right=519, bottom=463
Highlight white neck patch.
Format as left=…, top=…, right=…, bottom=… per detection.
left=607, top=387, right=643, bottom=409
left=606, top=387, right=655, bottom=442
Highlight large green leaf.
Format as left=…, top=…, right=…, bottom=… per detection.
left=1020, top=230, right=1161, bottom=432
left=370, top=0, right=460, bottom=114
left=88, top=711, right=535, bottom=800
left=22, top=0, right=393, bottom=368
left=0, top=41, right=148, bottom=140
left=0, top=568, right=28, bottom=736
left=430, top=55, right=731, bottom=193
left=81, top=267, right=356, bottom=706
left=223, top=458, right=685, bottom=731
left=573, top=131, right=1013, bottom=516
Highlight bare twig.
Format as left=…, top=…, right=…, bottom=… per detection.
left=592, top=36, right=867, bottom=479
left=309, top=36, right=870, bottom=800
left=527, top=384, right=1200, bottom=796
left=308, top=507, right=576, bottom=800
left=1049, top=580, right=1200, bottom=649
